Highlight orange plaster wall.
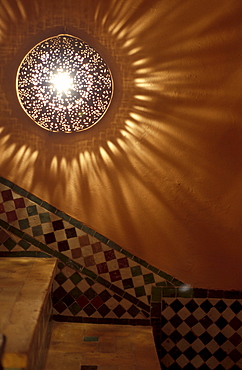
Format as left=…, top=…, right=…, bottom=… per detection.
left=0, top=0, right=242, bottom=289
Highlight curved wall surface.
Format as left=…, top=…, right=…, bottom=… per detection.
left=0, top=0, right=242, bottom=289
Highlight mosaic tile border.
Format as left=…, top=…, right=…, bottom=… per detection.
left=0, top=176, right=182, bottom=287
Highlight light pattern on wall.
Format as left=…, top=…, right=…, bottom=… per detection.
left=16, top=34, right=113, bottom=132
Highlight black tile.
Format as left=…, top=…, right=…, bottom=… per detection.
left=215, top=317, right=228, bottom=330
left=99, top=290, right=111, bottom=302
left=184, top=364, right=196, bottom=370
left=229, top=317, right=242, bottom=330
left=213, top=348, right=227, bottom=361
left=44, top=232, right=56, bottom=244
left=65, top=227, right=77, bottom=238
left=80, top=366, right=98, bottom=370
left=83, top=303, right=96, bottom=316
left=200, top=315, right=213, bottom=329
left=199, top=331, right=213, bottom=345
left=151, top=303, right=161, bottom=318
left=113, top=304, right=126, bottom=318
left=55, top=272, right=67, bottom=285
left=199, top=348, right=212, bottom=361
left=170, top=314, right=183, bottom=328
left=169, top=330, right=183, bottom=344
left=122, top=278, right=134, bottom=290
left=183, top=347, right=197, bottom=361
left=53, top=286, right=67, bottom=300
left=208, top=290, right=224, bottom=298
left=98, top=304, right=111, bottom=317
left=168, top=345, right=182, bottom=360
left=170, top=299, right=184, bottom=312
left=200, top=300, right=213, bottom=313
left=214, top=300, right=227, bottom=313
left=113, top=294, right=122, bottom=302
left=57, top=240, right=69, bottom=252
left=198, top=365, right=210, bottom=370
left=127, top=304, right=140, bottom=318
left=62, top=293, right=75, bottom=306
left=185, top=300, right=199, bottom=313
left=214, top=332, right=227, bottom=345
left=184, top=331, right=197, bottom=344
left=54, top=301, right=67, bottom=313
left=84, top=288, right=96, bottom=300
left=229, top=349, right=242, bottom=362
left=224, top=290, right=240, bottom=299
left=185, top=315, right=198, bottom=327
left=230, top=301, right=242, bottom=314
left=52, top=219, right=64, bottom=230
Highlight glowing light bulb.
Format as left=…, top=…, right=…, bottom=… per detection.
left=51, top=71, right=73, bottom=94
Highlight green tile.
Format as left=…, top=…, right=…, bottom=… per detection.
left=171, top=278, right=184, bottom=286
left=12, top=185, right=28, bottom=197
left=19, top=218, right=30, bottom=230
left=57, top=262, right=65, bottom=269
left=96, top=276, right=111, bottom=288
left=0, top=177, right=14, bottom=188
left=27, top=205, right=38, bottom=216
left=86, top=277, right=95, bottom=286
left=143, top=273, right=155, bottom=285
left=23, top=234, right=39, bottom=247
left=147, top=264, right=159, bottom=274
left=38, top=243, right=54, bottom=255
left=18, top=239, right=31, bottom=250
left=178, top=285, right=193, bottom=298
left=32, top=225, right=43, bottom=237
left=69, top=218, right=83, bottom=229
left=55, top=210, right=71, bottom=222
left=3, top=238, right=16, bottom=251
left=158, top=271, right=174, bottom=282
left=27, top=193, right=42, bottom=205
left=131, top=265, right=142, bottom=277
left=70, top=287, right=82, bottom=299
left=55, top=272, right=68, bottom=285
left=39, top=212, right=51, bottom=223
left=151, top=287, right=162, bottom=302
left=8, top=225, right=24, bottom=238
left=94, top=232, right=108, bottom=244
left=69, top=302, right=82, bottom=316
left=82, top=267, right=97, bottom=280
left=53, top=251, right=69, bottom=263
left=66, top=260, right=81, bottom=271
left=70, top=272, right=83, bottom=285
left=83, top=336, right=99, bottom=342
left=156, top=281, right=167, bottom=286
left=120, top=249, right=133, bottom=258
left=81, top=224, right=95, bottom=235
left=41, top=201, right=56, bottom=213
left=163, top=287, right=177, bottom=297
left=107, top=239, right=122, bottom=251
left=132, top=256, right=148, bottom=268
left=135, top=286, right=146, bottom=297
left=0, top=219, right=10, bottom=229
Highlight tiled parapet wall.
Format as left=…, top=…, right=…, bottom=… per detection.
left=151, top=287, right=242, bottom=369
left=0, top=177, right=185, bottom=323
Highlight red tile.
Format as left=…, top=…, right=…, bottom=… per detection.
left=79, top=234, right=90, bottom=247
left=0, top=203, right=5, bottom=214
left=6, top=210, right=17, bottom=223
left=1, top=190, right=13, bottom=202
left=118, top=257, right=129, bottom=269
left=76, top=295, right=89, bottom=308
left=91, top=242, right=102, bottom=253
left=71, top=248, right=82, bottom=259
left=109, top=269, right=122, bottom=282
left=84, top=255, right=95, bottom=267
left=14, top=198, right=25, bottom=208
left=0, top=229, right=9, bottom=243
left=91, top=296, right=103, bottom=309
left=104, top=249, right=116, bottom=261
left=97, top=262, right=108, bottom=274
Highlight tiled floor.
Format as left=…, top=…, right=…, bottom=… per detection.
left=44, top=322, right=161, bottom=370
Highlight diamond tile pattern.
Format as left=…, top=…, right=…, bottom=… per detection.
left=0, top=183, right=167, bottom=306
left=53, top=263, right=147, bottom=320
left=158, top=298, right=242, bottom=369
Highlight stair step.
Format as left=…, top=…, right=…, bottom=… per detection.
left=0, top=257, right=57, bottom=370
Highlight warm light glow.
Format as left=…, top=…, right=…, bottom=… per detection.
left=51, top=71, right=73, bottom=95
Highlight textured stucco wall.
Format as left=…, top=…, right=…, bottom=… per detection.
left=0, top=0, right=242, bottom=289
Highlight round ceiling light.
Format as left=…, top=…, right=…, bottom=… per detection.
left=16, top=34, right=113, bottom=133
